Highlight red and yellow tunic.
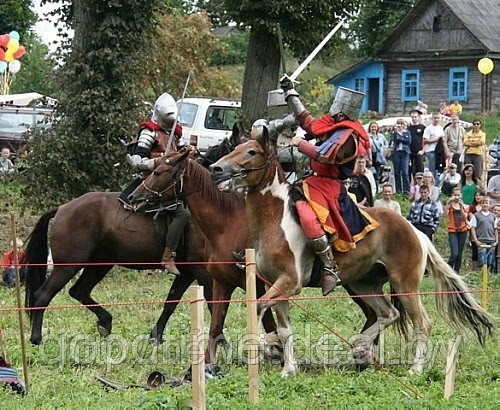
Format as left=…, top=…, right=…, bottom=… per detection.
left=297, top=111, right=378, bottom=252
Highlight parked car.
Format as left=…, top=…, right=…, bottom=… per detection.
left=0, top=105, right=53, bottom=152
left=177, top=97, right=241, bottom=151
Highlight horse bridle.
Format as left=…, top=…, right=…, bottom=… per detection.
left=228, top=153, right=275, bottom=179
left=140, top=166, right=185, bottom=204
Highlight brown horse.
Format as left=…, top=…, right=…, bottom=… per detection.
left=24, top=192, right=214, bottom=345
left=24, top=125, right=248, bottom=349
left=128, top=151, right=392, bottom=366
left=209, top=128, right=494, bottom=376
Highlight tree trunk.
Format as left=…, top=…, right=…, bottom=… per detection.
left=241, top=25, right=281, bottom=124
left=72, top=0, right=100, bottom=54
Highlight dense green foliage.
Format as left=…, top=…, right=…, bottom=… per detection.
left=350, top=0, right=417, bottom=56
left=0, top=0, right=36, bottom=39
left=18, top=0, right=164, bottom=208
left=200, top=0, right=355, bottom=59
left=211, top=31, right=249, bottom=66
left=141, top=11, right=240, bottom=99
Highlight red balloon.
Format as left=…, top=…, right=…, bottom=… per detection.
left=0, top=34, right=10, bottom=48
left=13, top=46, right=25, bottom=59
left=0, top=48, right=4, bottom=62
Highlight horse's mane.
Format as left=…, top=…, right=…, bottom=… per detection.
left=187, top=159, right=245, bottom=214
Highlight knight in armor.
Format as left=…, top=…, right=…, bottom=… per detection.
left=281, top=79, right=378, bottom=295
left=122, top=92, right=190, bottom=276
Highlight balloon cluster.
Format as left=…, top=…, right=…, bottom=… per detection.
left=0, top=31, right=26, bottom=74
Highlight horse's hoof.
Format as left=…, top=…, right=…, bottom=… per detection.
left=353, top=348, right=373, bottom=368
left=409, top=365, right=423, bottom=375
left=30, top=336, right=42, bottom=346
left=97, top=324, right=111, bottom=338
left=149, top=336, right=164, bottom=345
left=265, top=345, right=284, bottom=365
left=280, top=366, right=298, bottom=378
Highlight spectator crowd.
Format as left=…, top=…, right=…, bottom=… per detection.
left=350, top=103, right=498, bottom=274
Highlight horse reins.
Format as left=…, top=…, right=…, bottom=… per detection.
left=140, top=169, right=185, bottom=201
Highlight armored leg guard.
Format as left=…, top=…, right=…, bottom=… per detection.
left=308, top=235, right=341, bottom=296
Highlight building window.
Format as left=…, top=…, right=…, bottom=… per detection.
left=354, top=78, right=365, bottom=92
left=449, top=67, right=468, bottom=101
left=401, top=69, right=420, bottom=101
left=433, top=15, right=441, bottom=32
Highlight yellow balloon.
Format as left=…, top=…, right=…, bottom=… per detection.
left=4, top=50, right=14, bottom=62
left=6, top=39, right=20, bottom=54
left=478, top=57, right=494, bottom=75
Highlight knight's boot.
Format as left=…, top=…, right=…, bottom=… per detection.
left=309, top=235, right=341, bottom=296
left=161, top=247, right=180, bottom=276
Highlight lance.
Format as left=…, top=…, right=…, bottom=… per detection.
left=166, top=74, right=191, bottom=154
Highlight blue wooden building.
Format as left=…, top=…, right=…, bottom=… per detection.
left=327, top=59, right=384, bottom=115
left=327, top=0, right=500, bottom=115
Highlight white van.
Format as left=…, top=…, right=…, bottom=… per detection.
left=177, top=97, right=241, bottom=151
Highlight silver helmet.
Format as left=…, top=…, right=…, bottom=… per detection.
left=151, top=92, right=178, bottom=130
left=329, top=86, right=364, bottom=121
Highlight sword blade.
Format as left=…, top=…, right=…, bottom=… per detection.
left=289, top=20, right=344, bottom=82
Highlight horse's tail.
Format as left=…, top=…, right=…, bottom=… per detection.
left=390, top=285, right=410, bottom=340
left=425, top=236, right=494, bottom=345
left=25, top=208, right=58, bottom=320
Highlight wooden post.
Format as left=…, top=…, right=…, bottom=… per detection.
left=245, top=248, right=259, bottom=404
left=190, top=285, right=205, bottom=410
left=378, top=330, right=385, bottom=366
left=481, top=264, right=489, bottom=311
left=444, top=336, right=461, bottom=399
left=10, top=212, right=29, bottom=391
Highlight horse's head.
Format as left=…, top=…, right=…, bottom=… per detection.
left=128, top=149, right=190, bottom=212
left=210, top=125, right=273, bottom=192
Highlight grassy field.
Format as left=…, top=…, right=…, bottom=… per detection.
left=0, top=195, right=499, bottom=409
left=1, top=114, right=499, bottom=408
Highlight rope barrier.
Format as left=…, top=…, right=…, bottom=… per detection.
left=0, top=289, right=497, bottom=313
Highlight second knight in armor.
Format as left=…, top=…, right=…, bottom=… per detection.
left=124, top=92, right=190, bottom=276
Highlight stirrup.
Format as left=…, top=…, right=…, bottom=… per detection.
left=231, top=251, right=245, bottom=270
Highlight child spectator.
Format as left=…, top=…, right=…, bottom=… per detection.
left=470, top=196, right=497, bottom=272
left=1, top=238, right=26, bottom=288
left=374, top=184, right=401, bottom=215
left=439, top=163, right=461, bottom=195
left=444, top=187, right=469, bottom=273
left=0, top=147, right=14, bottom=175
left=467, top=190, right=485, bottom=270
left=407, top=184, right=440, bottom=241
left=439, top=101, right=452, bottom=117
left=460, top=163, right=479, bottom=206
left=409, top=172, right=424, bottom=202
left=449, top=100, right=463, bottom=116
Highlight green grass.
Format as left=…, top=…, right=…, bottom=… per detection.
left=1, top=110, right=499, bottom=407
left=1, top=205, right=499, bottom=408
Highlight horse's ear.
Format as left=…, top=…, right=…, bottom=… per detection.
left=178, top=147, right=190, bottom=161
left=257, top=126, right=270, bottom=148
left=230, top=121, right=245, bottom=146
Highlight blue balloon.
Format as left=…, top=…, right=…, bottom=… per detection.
left=0, top=61, right=7, bottom=73
left=9, top=31, right=20, bottom=41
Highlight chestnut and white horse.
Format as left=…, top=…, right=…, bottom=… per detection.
left=210, top=127, right=493, bottom=377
